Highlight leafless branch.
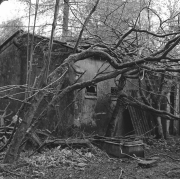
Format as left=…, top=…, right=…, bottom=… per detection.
left=73, top=0, right=100, bottom=52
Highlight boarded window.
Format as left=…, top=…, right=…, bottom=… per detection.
left=85, top=85, right=97, bottom=96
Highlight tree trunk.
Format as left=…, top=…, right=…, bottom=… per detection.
left=61, top=0, right=69, bottom=41
left=174, top=84, right=179, bottom=135
left=155, top=103, right=164, bottom=139
left=156, top=116, right=164, bottom=139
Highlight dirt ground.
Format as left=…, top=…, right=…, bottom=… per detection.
left=1, top=136, right=180, bottom=179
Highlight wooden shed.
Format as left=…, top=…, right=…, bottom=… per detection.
left=0, top=30, right=159, bottom=137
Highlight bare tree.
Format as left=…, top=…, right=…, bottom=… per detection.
left=1, top=0, right=180, bottom=163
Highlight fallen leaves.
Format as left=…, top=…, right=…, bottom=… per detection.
left=25, top=146, right=95, bottom=171
left=1, top=136, right=180, bottom=178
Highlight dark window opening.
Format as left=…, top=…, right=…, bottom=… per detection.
left=128, top=90, right=138, bottom=98
left=85, top=85, right=97, bottom=96
left=111, top=87, right=118, bottom=96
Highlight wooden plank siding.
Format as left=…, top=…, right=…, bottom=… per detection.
left=128, top=106, right=152, bottom=141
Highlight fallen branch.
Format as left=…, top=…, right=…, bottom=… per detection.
left=28, top=142, right=46, bottom=157
left=119, top=148, right=143, bottom=161
left=149, top=153, right=180, bottom=162
left=118, top=168, right=124, bottom=179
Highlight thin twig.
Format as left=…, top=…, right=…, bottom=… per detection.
left=118, top=168, right=123, bottom=179
left=73, top=0, right=100, bottom=52
left=46, top=0, right=61, bottom=78
left=119, top=148, right=143, bottom=161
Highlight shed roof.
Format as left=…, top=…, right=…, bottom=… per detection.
left=0, top=30, right=74, bottom=52
left=0, top=30, right=23, bottom=52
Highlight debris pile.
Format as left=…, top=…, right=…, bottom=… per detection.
left=25, top=146, right=94, bottom=170
left=14, top=145, right=96, bottom=178
left=0, top=135, right=180, bottom=178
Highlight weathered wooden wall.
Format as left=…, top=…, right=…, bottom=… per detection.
left=0, top=32, right=24, bottom=115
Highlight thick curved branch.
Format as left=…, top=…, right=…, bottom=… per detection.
left=35, top=67, right=133, bottom=125
left=162, top=36, right=180, bottom=57
left=52, top=68, right=131, bottom=105
left=60, top=49, right=161, bottom=70
left=49, top=43, right=180, bottom=82
left=124, top=74, right=139, bottom=79
left=163, top=35, right=180, bottom=51
left=141, top=65, right=180, bottom=73
left=124, top=68, right=139, bottom=76
left=115, top=28, right=134, bottom=48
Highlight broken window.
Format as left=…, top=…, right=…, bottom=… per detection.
left=85, top=85, right=97, bottom=96
left=111, top=87, right=118, bottom=96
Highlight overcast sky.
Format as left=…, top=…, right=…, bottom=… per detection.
left=0, top=0, right=26, bottom=23
left=0, top=0, right=51, bottom=34
left=0, top=0, right=179, bottom=36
